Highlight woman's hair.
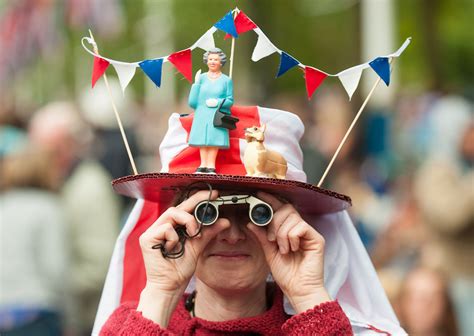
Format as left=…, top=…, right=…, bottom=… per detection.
left=0, top=145, right=60, bottom=191
left=203, top=48, right=227, bottom=66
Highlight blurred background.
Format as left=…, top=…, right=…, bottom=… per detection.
left=0, top=0, right=472, bottom=335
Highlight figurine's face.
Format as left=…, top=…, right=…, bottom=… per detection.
left=207, top=53, right=222, bottom=72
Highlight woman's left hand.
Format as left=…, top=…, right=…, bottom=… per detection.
left=247, top=192, right=331, bottom=313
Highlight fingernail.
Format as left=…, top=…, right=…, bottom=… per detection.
left=268, top=233, right=275, bottom=241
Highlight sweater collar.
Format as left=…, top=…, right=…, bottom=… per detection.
left=169, top=285, right=289, bottom=334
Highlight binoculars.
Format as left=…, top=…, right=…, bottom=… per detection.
left=194, top=195, right=273, bottom=226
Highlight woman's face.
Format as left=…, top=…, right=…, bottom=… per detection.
left=207, top=53, right=222, bottom=72
left=400, top=269, right=447, bottom=334
left=195, top=203, right=270, bottom=293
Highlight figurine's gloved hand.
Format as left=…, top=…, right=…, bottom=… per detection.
left=194, top=69, right=201, bottom=83
left=206, top=98, right=218, bottom=108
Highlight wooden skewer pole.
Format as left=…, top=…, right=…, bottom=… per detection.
left=228, top=8, right=239, bottom=79
left=88, top=30, right=138, bottom=175
left=317, top=58, right=393, bottom=188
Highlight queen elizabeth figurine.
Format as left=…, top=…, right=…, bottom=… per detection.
left=188, top=48, right=234, bottom=174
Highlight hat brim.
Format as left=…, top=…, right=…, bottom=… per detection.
left=112, top=173, right=351, bottom=215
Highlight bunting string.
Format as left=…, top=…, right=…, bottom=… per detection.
left=82, top=7, right=411, bottom=99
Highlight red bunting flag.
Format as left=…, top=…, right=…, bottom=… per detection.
left=91, top=56, right=110, bottom=88
left=168, top=49, right=193, bottom=83
left=304, top=66, right=327, bottom=99
left=224, top=11, right=257, bottom=39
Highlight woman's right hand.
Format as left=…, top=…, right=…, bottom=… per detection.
left=137, top=190, right=229, bottom=326
left=139, top=190, right=229, bottom=293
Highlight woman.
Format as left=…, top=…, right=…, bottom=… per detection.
left=0, top=146, right=68, bottom=335
left=100, top=189, right=352, bottom=334
left=398, top=267, right=459, bottom=336
left=188, top=48, right=234, bottom=174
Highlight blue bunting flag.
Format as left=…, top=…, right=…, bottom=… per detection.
left=276, top=51, right=300, bottom=77
left=369, top=57, right=390, bottom=86
left=139, top=58, right=164, bottom=87
left=214, top=11, right=238, bottom=38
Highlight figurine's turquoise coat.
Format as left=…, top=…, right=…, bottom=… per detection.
left=188, top=73, right=234, bottom=148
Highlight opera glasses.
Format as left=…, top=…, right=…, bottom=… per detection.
left=194, top=195, right=273, bottom=226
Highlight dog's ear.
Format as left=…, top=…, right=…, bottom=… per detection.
left=255, top=124, right=267, bottom=141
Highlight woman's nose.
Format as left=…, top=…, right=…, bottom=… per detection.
left=216, top=218, right=247, bottom=244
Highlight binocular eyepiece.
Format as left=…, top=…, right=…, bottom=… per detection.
left=194, top=195, right=273, bottom=226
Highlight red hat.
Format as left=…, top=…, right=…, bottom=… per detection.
left=112, top=105, right=351, bottom=215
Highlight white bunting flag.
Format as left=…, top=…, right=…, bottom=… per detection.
left=112, top=63, right=137, bottom=92
left=192, top=27, right=217, bottom=51
left=338, top=66, right=364, bottom=100
left=251, top=28, right=279, bottom=62
left=388, top=37, right=411, bottom=57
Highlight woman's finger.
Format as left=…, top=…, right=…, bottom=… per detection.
left=287, top=222, right=309, bottom=252
left=153, top=207, right=200, bottom=236
left=288, top=223, right=325, bottom=252
left=140, top=222, right=179, bottom=251
left=246, top=223, right=278, bottom=259
left=256, top=191, right=286, bottom=211
left=275, top=213, right=301, bottom=254
left=176, top=190, right=219, bottom=213
left=267, top=203, right=295, bottom=242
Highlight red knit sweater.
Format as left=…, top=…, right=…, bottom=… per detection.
left=100, top=289, right=352, bottom=335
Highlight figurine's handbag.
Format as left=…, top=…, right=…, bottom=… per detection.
left=213, top=99, right=239, bottom=130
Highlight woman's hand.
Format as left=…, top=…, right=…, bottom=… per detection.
left=137, top=190, right=230, bottom=325
left=247, top=192, right=331, bottom=313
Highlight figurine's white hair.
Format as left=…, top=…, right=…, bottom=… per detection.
left=203, top=48, right=227, bottom=66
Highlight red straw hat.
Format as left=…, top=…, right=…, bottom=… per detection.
left=112, top=105, right=351, bottom=214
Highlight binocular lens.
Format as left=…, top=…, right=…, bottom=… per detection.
left=250, top=204, right=272, bottom=225
left=195, top=202, right=218, bottom=225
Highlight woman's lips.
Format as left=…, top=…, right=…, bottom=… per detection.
left=209, top=251, right=250, bottom=259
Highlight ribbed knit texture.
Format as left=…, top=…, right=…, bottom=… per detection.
left=281, top=300, right=352, bottom=335
left=100, top=288, right=352, bottom=335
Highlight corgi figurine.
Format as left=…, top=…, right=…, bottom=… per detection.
left=243, top=124, right=287, bottom=179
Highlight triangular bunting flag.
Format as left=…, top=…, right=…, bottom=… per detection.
left=214, top=11, right=238, bottom=38
left=276, top=51, right=299, bottom=77
left=251, top=30, right=278, bottom=62
left=194, top=27, right=216, bottom=51
left=369, top=57, right=390, bottom=86
left=112, top=63, right=137, bottom=92
left=168, top=49, right=193, bottom=83
left=139, top=58, right=163, bottom=87
left=304, top=66, right=327, bottom=99
left=224, top=10, right=257, bottom=39
left=338, top=67, right=363, bottom=100
left=92, top=56, right=110, bottom=88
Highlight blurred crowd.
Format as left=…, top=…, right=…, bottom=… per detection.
left=300, top=88, right=473, bottom=336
